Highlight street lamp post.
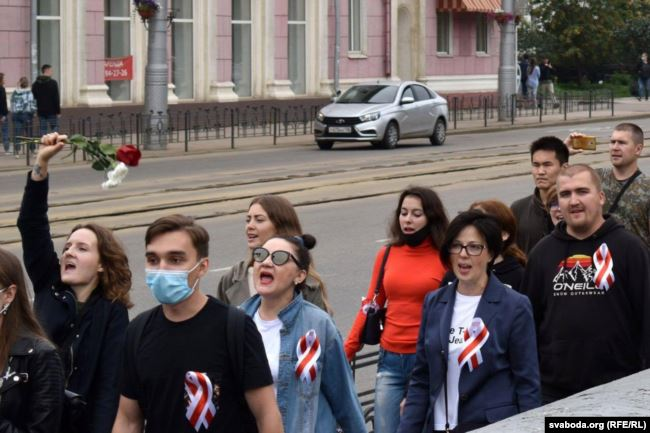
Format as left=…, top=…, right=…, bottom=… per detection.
left=142, top=0, right=169, bottom=150
left=498, top=0, right=517, bottom=121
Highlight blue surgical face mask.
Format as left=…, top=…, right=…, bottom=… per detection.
left=145, top=260, right=204, bottom=305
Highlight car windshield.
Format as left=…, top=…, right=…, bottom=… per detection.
left=337, top=85, right=398, bottom=104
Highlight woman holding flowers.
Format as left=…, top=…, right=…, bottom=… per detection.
left=17, top=132, right=133, bottom=433
left=240, top=234, right=366, bottom=433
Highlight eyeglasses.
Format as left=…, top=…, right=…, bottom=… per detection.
left=548, top=200, right=560, bottom=211
left=252, top=247, right=300, bottom=267
left=448, top=242, right=485, bottom=256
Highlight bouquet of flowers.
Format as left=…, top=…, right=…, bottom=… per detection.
left=66, top=135, right=142, bottom=189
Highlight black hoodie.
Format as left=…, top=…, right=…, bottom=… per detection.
left=31, top=75, right=60, bottom=116
left=521, top=216, right=650, bottom=400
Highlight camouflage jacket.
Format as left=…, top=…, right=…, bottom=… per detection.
left=597, top=167, right=650, bottom=248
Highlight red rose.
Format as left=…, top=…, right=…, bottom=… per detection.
left=116, top=145, right=142, bottom=167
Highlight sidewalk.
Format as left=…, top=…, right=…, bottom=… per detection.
left=1, top=97, right=648, bottom=172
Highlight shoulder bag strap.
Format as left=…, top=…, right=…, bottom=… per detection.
left=373, top=245, right=392, bottom=301
left=608, top=169, right=642, bottom=214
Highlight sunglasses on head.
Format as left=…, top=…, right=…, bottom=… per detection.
left=252, top=247, right=301, bottom=267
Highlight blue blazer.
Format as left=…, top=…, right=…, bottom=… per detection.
left=398, top=274, right=540, bottom=433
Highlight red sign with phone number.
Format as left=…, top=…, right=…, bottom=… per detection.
left=104, top=56, right=133, bottom=81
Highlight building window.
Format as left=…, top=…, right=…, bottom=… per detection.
left=104, top=0, right=131, bottom=101
left=436, top=11, right=452, bottom=55
left=172, top=0, right=194, bottom=99
left=288, top=0, right=306, bottom=94
left=37, top=0, right=61, bottom=80
left=349, top=0, right=361, bottom=52
left=232, top=0, right=252, bottom=96
left=476, top=13, right=488, bottom=53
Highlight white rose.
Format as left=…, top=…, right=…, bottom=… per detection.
left=101, top=162, right=129, bottom=190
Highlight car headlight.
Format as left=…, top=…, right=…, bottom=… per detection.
left=316, top=111, right=325, bottom=122
left=359, top=112, right=380, bottom=122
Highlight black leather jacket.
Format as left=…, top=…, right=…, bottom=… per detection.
left=0, top=334, right=64, bottom=433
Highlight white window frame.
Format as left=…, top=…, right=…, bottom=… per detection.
left=348, top=0, right=367, bottom=56
left=288, top=3, right=307, bottom=95
left=232, top=0, right=253, bottom=97
left=436, top=11, right=453, bottom=56
left=475, top=13, right=488, bottom=54
left=171, top=1, right=195, bottom=100
left=104, top=2, right=132, bottom=102
left=36, top=9, right=62, bottom=80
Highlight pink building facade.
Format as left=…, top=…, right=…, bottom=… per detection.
left=0, top=0, right=502, bottom=108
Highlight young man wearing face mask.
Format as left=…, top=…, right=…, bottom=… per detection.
left=112, top=214, right=283, bottom=433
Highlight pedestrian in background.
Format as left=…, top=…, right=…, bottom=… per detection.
left=442, top=200, right=526, bottom=292
left=17, top=132, right=132, bottom=433
left=0, top=247, right=65, bottom=433
left=241, top=235, right=366, bottom=433
left=519, top=54, right=529, bottom=98
left=10, top=76, right=35, bottom=158
left=636, top=52, right=650, bottom=101
left=345, top=186, right=449, bottom=433
left=544, top=185, right=562, bottom=226
left=0, top=72, right=9, bottom=154
left=217, top=194, right=331, bottom=313
left=526, top=58, right=541, bottom=108
left=32, top=64, right=61, bottom=135
left=398, top=211, right=539, bottom=433
left=539, top=58, right=558, bottom=107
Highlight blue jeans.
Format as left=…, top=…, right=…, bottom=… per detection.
left=638, top=78, right=649, bottom=100
left=374, top=348, right=416, bottom=433
left=13, top=112, right=33, bottom=153
left=1, top=116, right=8, bottom=152
left=39, top=114, right=59, bottom=136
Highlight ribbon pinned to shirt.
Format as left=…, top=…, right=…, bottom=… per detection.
left=184, top=371, right=217, bottom=432
left=458, top=318, right=489, bottom=372
left=593, top=242, right=615, bottom=291
left=295, top=329, right=321, bottom=383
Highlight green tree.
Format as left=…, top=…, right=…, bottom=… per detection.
left=522, top=0, right=634, bottom=82
left=614, top=1, right=650, bottom=66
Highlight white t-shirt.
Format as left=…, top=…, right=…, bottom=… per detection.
left=433, top=292, right=482, bottom=431
left=253, top=310, right=283, bottom=394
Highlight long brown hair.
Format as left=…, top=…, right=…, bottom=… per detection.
left=470, top=200, right=527, bottom=266
left=69, top=224, right=133, bottom=308
left=248, top=195, right=332, bottom=314
left=0, top=248, right=48, bottom=371
left=389, top=186, right=449, bottom=250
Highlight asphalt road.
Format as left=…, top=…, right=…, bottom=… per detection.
left=1, top=117, right=649, bottom=339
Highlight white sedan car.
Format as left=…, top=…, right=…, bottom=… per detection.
left=314, top=81, right=448, bottom=150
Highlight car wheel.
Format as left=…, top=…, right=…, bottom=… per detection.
left=381, top=122, right=399, bottom=149
left=430, top=118, right=446, bottom=146
left=317, top=141, right=334, bottom=150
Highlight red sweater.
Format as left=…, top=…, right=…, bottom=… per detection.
left=344, top=240, right=446, bottom=359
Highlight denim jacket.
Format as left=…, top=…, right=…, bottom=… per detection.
left=241, top=293, right=367, bottom=433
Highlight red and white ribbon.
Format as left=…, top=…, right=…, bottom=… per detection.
left=458, top=318, right=490, bottom=372
left=184, top=371, right=217, bottom=432
left=593, top=243, right=615, bottom=291
left=295, top=329, right=321, bottom=383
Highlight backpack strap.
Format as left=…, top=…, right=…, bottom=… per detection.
left=608, top=169, right=642, bottom=214
left=226, top=306, right=247, bottom=390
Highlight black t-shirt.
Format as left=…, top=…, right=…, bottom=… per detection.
left=121, top=297, right=273, bottom=433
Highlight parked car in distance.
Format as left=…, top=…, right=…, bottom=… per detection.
left=313, top=81, right=448, bottom=150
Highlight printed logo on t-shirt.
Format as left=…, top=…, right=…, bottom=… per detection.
left=184, top=371, right=219, bottom=432
left=552, top=246, right=615, bottom=296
